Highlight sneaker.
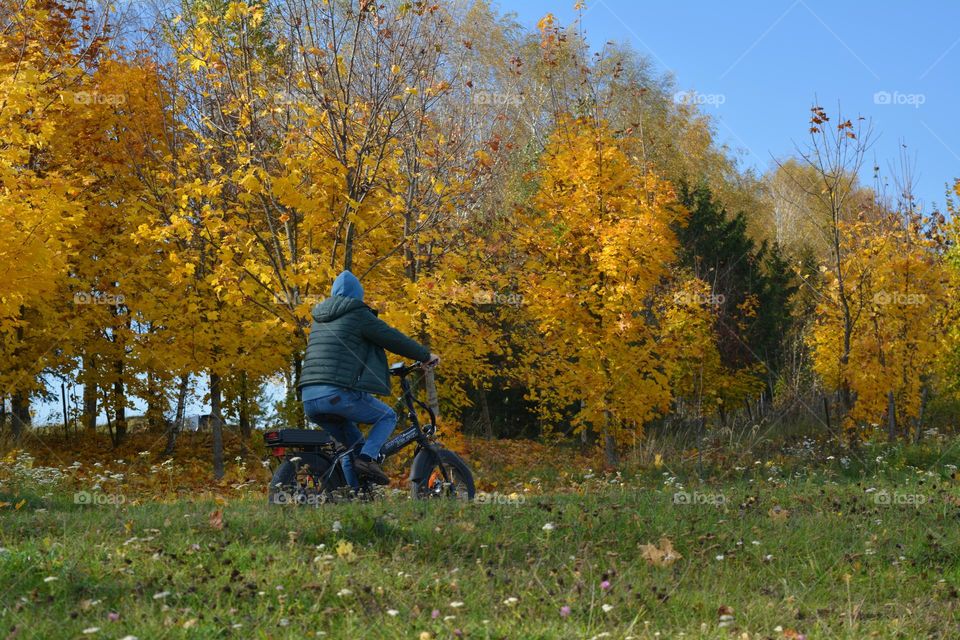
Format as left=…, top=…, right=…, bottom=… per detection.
left=353, top=456, right=390, bottom=485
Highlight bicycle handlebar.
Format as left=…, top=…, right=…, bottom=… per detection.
left=389, top=360, right=437, bottom=377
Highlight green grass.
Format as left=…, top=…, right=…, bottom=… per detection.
left=3, top=463, right=960, bottom=640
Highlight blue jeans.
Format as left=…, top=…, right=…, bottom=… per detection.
left=302, top=387, right=398, bottom=486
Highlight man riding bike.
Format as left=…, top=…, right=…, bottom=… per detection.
left=299, top=270, right=439, bottom=487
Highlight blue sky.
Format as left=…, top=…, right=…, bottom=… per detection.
left=506, top=0, right=960, bottom=212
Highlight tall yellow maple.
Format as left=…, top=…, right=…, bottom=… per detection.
left=516, top=117, right=704, bottom=463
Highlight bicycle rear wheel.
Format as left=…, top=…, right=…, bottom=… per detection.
left=268, top=453, right=346, bottom=505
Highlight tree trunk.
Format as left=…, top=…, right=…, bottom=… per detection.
left=603, top=405, right=619, bottom=468
left=0, top=394, right=6, bottom=433
left=423, top=366, right=440, bottom=417
left=292, top=355, right=304, bottom=428
left=145, top=371, right=167, bottom=432
left=105, top=411, right=115, bottom=445
left=113, top=358, right=127, bottom=443
left=886, top=390, right=897, bottom=443
left=10, top=392, right=31, bottom=441
left=604, top=431, right=619, bottom=468
left=210, top=371, right=225, bottom=480
left=342, top=220, right=355, bottom=272
left=914, top=387, right=928, bottom=444
left=479, top=390, right=494, bottom=440
left=238, top=371, right=252, bottom=438
left=61, top=382, right=70, bottom=438
left=82, top=354, right=97, bottom=432
left=823, top=394, right=831, bottom=432
left=164, top=374, right=189, bottom=456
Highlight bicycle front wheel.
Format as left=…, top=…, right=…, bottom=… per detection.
left=410, top=448, right=475, bottom=500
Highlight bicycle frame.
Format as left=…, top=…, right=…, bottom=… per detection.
left=296, top=361, right=453, bottom=491
left=379, top=363, right=438, bottom=458
left=377, top=363, right=455, bottom=489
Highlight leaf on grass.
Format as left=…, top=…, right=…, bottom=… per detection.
left=336, top=540, right=356, bottom=562
left=209, top=509, right=224, bottom=531
left=639, top=537, right=681, bottom=567
left=768, top=505, right=790, bottom=522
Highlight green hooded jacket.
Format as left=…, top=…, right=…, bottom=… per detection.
left=298, top=271, right=431, bottom=395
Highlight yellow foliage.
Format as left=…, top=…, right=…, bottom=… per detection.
left=514, top=117, right=719, bottom=444
left=809, top=217, right=954, bottom=432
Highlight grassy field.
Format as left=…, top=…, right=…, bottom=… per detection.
left=3, top=439, right=960, bottom=639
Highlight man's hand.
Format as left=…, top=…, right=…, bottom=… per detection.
left=424, top=353, right=440, bottom=367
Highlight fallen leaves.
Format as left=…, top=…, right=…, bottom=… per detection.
left=640, top=537, right=682, bottom=567
left=768, top=505, right=790, bottom=523
left=208, top=509, right=224, bottom=531
left=336, top=540, right=357, bottom=562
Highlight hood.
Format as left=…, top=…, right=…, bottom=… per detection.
left=312, top=271, right=367, bottom=323
left=331, top=270, right=364, bottom=300
left=312, top=295, right=366, bottom=323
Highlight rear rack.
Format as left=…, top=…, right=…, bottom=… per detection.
left=264, top=429, right=336, bottom=447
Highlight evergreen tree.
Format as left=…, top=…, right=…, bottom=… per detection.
left=675, top=184, right=796, bottom=396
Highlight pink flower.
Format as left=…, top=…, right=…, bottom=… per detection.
left=600, top=580, right=611, bottom=591
left=431, top=609, right=440, bottom=619
left=560, top=605, right=571, bottom=617
left=107, top=612, right=120, bottom=622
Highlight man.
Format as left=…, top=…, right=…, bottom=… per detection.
left=299, top=270, right=438, bottom=485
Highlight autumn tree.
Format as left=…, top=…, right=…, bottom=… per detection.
left=809, top=214, right=953, bottom=439
left=516, top=116, right=697, bottom=466
left=0, top=0, right=113, bottom=439
left=788, top=106, right=877, bottom=415
left=674, top=183, right=796, bottom=412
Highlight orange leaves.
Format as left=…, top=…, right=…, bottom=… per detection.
left=768, top=505, right=790, bottom=523
left=536, top=13, right=556, bottom=35
left=639, top=537, right=682, bottom=567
